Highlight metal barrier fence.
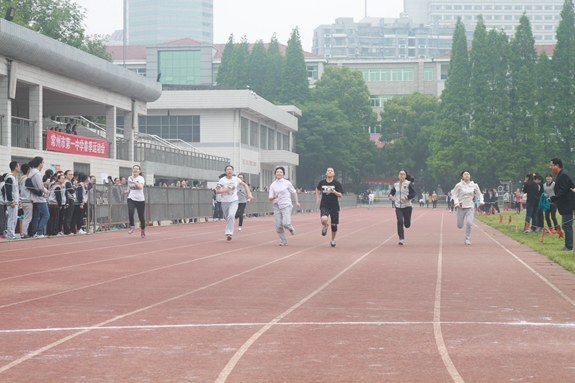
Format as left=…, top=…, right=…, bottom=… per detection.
left=89, top=186, right=358, bottom=231
left=134, top=142, right=228, bottom=171
left=11, top=117, right=35, bottom=149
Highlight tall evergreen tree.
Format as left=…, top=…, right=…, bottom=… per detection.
left=552, top=0, right=575, bottom=163
left=280, top=27, right=310, bottom=106
left=216, top=34, right=235, bottom=86
left=428, top=18, right=471, bottom=191
left=534, top=52, right=556, bottom=164
left=230, top=36, right=250, bottom=89
left=262, top=34, right=283, bottom=103
left=248, top=40, right=267, bottom=95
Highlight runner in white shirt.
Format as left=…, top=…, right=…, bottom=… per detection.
left=452, top=170, right=484, bottom=245
left=216, top=165, right=253, bottom=241
left=125, top=165, right=147, bottom=238
left=269, top=167, right=300, bottom=246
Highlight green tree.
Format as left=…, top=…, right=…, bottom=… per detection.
left=1, top=0, right=111, bottom=61
left=262, top=33, right=283, bottom=103
left=552, top=0, right=575, bottom=164
left=248, top=40, right=267, bottom=95
left=379, top=93, right=438, bottom=183
left=280, top=27, right=309, bottom=106
left=230, top=36, right=250, bottom=89
left=428, top=18, right=471, bottom=191
left=534, top=52, right=556, bottom=164
left=312, top=66, right=377, bottom=132
left=216, top=34, right=235, bottom=87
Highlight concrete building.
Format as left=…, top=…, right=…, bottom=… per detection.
left=127, top=0, right=214, bottom=45
left=107, top=40, right=300, bottom=188
left=0, top=18, right=227, bottom=186
left=404, top=0, right=563, bottom=44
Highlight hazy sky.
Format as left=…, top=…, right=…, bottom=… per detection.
left=74, top=0, right=405, bottom=51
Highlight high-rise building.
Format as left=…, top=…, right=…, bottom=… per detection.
left=404, top=0, right=563, bottom=44
left=127, top=0, right=214, bottom=45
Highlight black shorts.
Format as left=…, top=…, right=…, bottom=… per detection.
left=320, top=208, right=339, bottom=225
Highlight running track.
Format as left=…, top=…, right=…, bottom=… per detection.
left=1, top=208, right=575, bottom=382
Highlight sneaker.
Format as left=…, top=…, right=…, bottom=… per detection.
left=128, top=227, right=135, bottom=234
left=141, top=230, right=146, bottom=238
left=559, top=247, right=573, bottom=251
left=398, top=239, right=404, bottom=245
left=288, top=226, right=295, bottom=236
left=330, top=240, right=336, bottom=247
left=465, top=240, right=471, bottom=245
left=238, top=226, right=242, bottom=232
left=78, top=229, right=86, bottom=234
left=35, top=235, right=45, bottom=238
left=0, top=235, right=6, bottom=239
left=322, top=225, right=328, bottom=236
left=226, top=235, right=232, bottom=241
left=7, top=237, right=19, bottom=240
left=68, top=233, right=75, bottom=236
left=57, top=232, right=64, bottom=236
left=279, top=241, right=287, bottom=246
left=20, top=235, right=30, bottom=239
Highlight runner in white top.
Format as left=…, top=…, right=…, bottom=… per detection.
left=452, top=170, right=484, bottom=245
left=269, top=167, right=300, bottom=246
left=125, top=165, right=147, bottom=238
left=216, top=165, right=252, bottom=241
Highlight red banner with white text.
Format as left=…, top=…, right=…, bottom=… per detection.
left=46, top=130, right=109, bottom=158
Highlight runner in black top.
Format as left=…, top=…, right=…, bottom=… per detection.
left=316, top=167, right=343, bottom=247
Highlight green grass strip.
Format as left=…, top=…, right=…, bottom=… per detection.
left=475, top=210, right=575, bottom=274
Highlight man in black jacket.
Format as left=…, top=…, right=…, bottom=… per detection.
left=549, top=158, right=575, bottom=251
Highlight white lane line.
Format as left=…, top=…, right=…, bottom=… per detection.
left=0, top=215, right=393, bottom=374
left=3, top=321, right=575, bottom=333
left=476, top=224, right=575, bottom=308
left=433, top=213, right=465, bottom=383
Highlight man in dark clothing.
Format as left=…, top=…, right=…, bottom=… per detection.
left=549, top=158, right=575, bottom=251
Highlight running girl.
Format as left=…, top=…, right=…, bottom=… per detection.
left=235, top=173, right=253, bottom=232
left=388, top=169, right=416, bottom=245
left=452, top=170, right=484, bottom=245
left=316, top=167, right=343, bottom=247
left=269, top=167, right=300, bottom=246
left=216, top=165, right=253, bottom=241
left=125, top=165, right=146, bottom=238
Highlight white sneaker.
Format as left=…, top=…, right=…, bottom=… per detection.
left=330, top=240, right=336, bottom=247
left=288, top=226, right=295, bottom=235
left=238, top=226, right=242, bottom=232
left=35, top=235, right=45, bottom=239
left=465, top=240, right=471, bottom=245
left=279, top=241, right=287, bottom=246
left=399, top=239, right=404, bottom=245
left=78, top=229, right=86, bottom=234
left=322, top=225, right=328, bottom=236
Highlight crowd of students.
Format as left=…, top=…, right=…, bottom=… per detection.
left=0, top=156, right=94, bottom=240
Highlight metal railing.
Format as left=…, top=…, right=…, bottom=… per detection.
left=11, top=117, right=36, bottom=149
left=116, top=138, right=130, bottom=160
left=134, top=142, right=229, bottom=171
left=88, top=186, right=358, bottom=232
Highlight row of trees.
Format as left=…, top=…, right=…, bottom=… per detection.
left=382, top=0, right=575, bottom=193
left=216, top=28, right=379, bottom=191
left=1, top=0, right=111, bottom=61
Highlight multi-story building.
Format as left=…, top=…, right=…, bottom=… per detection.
left=405, top=0, right=563, bottom=44
left=314, top=1, right=563, bottom=59
left=127, top=0, right=214, bottom=45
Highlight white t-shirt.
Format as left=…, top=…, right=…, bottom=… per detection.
left=269, top=178, right=296, bottom=209
left=128, top=175, right=145, bottom=201
left=217, top=176, right=242, bottom=203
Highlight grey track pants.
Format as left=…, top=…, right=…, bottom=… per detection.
left=456, top=207, right=474, bottom=241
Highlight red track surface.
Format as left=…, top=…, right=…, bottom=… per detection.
left=1, top=208, right=575, bottom=382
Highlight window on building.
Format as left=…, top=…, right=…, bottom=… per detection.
left=418, top=38, right=426, bottom=45
left=474, top=5, right=482, bottom=10
left=524, top=5, right=532, bottom=10
left=545, top=15, right=553, bottom=20
left=535, top=15, right=543, bottom=20
left=464, top=5, right=472, bottom=10
left=260, top=125, right=268, bottom=150
left=348, top=48, right=356, bottom=54
left=268, top=128, right=275, bottom=150
left=535, top=25, right=543, bottom=30
left=348, top=29, right=356, bottom=34
left=283, top=134, right=289, bottom=151
left=485, top=15, right=492, bottom=20
left=504, top=25, right=513, bottom=30
left=504, top=5, right=512, bottom=10
left=544, top=35, right=553, bottom=40
left=335, top=29, right=344, bottom=33
left=534, top=35, right=543, bottom=40
left=241, top=117, right=249, bottom=145
left=334, top=37, right=346, bottom=45
left=514, top=15, right=521, bottom=20
left=545, top=25, right=553, bottom=30
left=431, top=5, right=441, bottom=10
left=324, top=28, right=331, bottom=33
left=454, top=5, right=462, bottom=10
left=324, top=37, right=331, bottom=44
left=464, top=15, right=472, bottom=20
left=277, top=132, right=282, bottom=150
left=250, top=120, right=258, bottom=147
left=514, top=5, right=522, bottom=10
left=556, top=15, right=562, bottom=20
left=139, top=115, right=200, bottom=142
left=418, top=48, right=427, bottom=55
left=503, top=15, right=510, bottom=20
left=424, top=67, right=433, bottom=81
left=384, top=48, right=396, bottom=57
left=544, top=5, right=552, bottom=10
left=534, top=5, right=542, bottom=10
left=444, top=15, right=452, bottom=20
left=494, top=5, right=502, bottom=10
left=308, top=66, right=318, bottom=79
left=555, top=5, right=562, bottom=10
left=158, top=50, right=201, bottom=85
left=349, top=37, right=356, bottom=44
left=445, top=5, right=452, bottom=10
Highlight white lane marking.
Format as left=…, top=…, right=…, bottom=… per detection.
left=2, top=321, right=575, bottom=333
left=215, top=211, right=431, bottom=383
left=476, top=224, right=575, bottom=308
left=0, top=215, right=393, bottom=374
left=434, top=213, right=465, bottom=383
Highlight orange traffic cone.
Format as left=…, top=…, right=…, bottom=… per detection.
left=499, top=215, right=503, bottom=223
left=557, top=226, right=564, bottom=238
left=508, top=215, right=512, bottom=224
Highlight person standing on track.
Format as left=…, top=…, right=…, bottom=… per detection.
left=269, top=167, right=300, bottom=246
left=235, top=173, right=253, bottom=232
left=389, top=169, right=416, bottom=245
left=316, top=167, right=343, bottom=247
left=125, top=165, right=147, bottom=238
left=452, top=170, right=484, bottom=245
left=216, top=165, right=253, bottom=241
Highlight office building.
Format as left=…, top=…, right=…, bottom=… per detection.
left=127, top=0, right=214, bottom=45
